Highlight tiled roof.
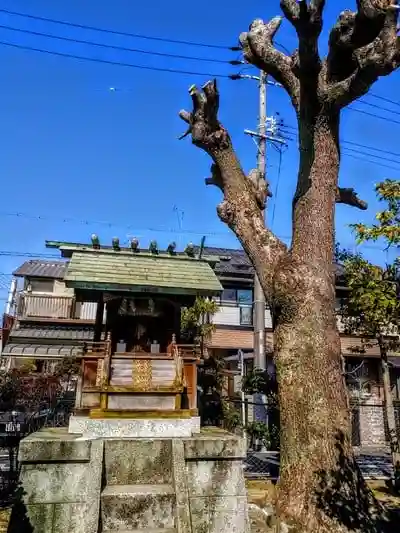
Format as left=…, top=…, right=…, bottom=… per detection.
left=9, top=323, right=97, bottom=341
left=2, top=343, right=83, bottom=358
left=12, top=246, right=345, bottom=283
left=65, top=251, right=222, bottom=294
left=13, top=260, right=68, bottom=279
left=198, top=246, right=344, bottom=280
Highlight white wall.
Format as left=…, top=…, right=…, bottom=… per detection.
left=212, top=304, right=273, bottom=328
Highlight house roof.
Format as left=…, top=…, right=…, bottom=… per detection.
left=13, top=260, right=68, bottom=279
left=8, top=323, right=99, bottom=342
left=1, top=343, right=83, bottom=358
left=13, top=246, right=346, bottom=284
left=64, top=251, right=223, bottom=295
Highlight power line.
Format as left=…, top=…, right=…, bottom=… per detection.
left=0, top=40, right=231, bottom=78
left=348, top=106, right=400, bottom=126
left=341, top=151, right=400, bottom=172
left=0, top=24, right=231, bottom=65
left=0, top=8, right=232, bottom=50
left=369, top=92, right=400, bottom=109
left=280, top=124, right=400, bottom=160
left=2, top=8, right=398, bottom=110
left=359, top=99, right=400, bottom=117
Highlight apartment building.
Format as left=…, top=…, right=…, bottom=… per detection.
left=2, top=240, right=399, bottom=447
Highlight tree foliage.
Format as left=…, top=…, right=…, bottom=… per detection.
left=351, top=179, right=400, bottom=247
left=340, top=253, right=399, bottom=351
left=180, top=297, right=219, bottom=344
left=341, top=179, right=400, bottom=350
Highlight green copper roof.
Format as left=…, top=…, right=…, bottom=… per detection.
left=64, top=251, right=222, bottom=295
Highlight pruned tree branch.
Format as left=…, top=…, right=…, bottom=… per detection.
left=179, top=80, right=287, bottom=298
left=336, top=187, right=368, bottom=210
left=206, top=166, right=271, bottom=210
left=281, top=0, right=325, bottom=76
left=239, top=18, right=300, bottom=109
left=326, top=0, right=400, bottom=107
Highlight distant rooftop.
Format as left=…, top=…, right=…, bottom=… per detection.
left=13, top=260, right=68, bottom=279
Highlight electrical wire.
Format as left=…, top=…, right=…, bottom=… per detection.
left=0, top=24, right=231, bottom=64
left=0, top=8, right=231, bottom=50
left=1, top=8, right=398, bottom=109
left=0, top=40, right=231, bottom=78
left=347, top=106, right=400, bottom=126
left=279, top=124, right=400, bottom=161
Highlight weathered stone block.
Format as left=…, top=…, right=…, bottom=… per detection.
left=101, top=484, right=176, bottom=531
left=25, top=503, right=54, bottom=533
left=18, top=428, right=92, bottom=463
left=186, top=460, right=246, bottom=497
left=183, top=430, right=246, bottom=460
left=104, top=439, right=173, bottom=485
left=52, top=501, right=100, bottom=533
left=190, top=496, right=249, bottom=533
left=20, top=438, right=103, bottom=504
left=171, top=439, right=191, bottom=533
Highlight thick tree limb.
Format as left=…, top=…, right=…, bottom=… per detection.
left=336, top=187, right=368, bottom=210
left=280, top=0, right=325, bottom=76
left=179, top=80, right=287, bottom=298
left=239, top=18, right=300, bottom=109
left=206, top=166, right=271, bottom=210
left=326, top=1, right=400, bottom=107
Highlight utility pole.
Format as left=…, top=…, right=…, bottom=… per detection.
left=253, top=70, right=267, bottom=371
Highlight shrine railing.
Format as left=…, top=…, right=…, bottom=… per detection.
left=75, top=340, right=199, bottom=417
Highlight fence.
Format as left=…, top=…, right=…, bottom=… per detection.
left=0, top=395, right=74, bottom=507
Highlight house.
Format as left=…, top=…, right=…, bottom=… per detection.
left=2, top=238, right=399, bottom=446
left=1, top=259, right=103, bottom=371
left=198, top=245, right=400, bottom=448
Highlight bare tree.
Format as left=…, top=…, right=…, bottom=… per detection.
left=179, top=2, right=399, bottom=532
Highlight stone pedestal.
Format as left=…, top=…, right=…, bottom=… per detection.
left=68, top=415, right=201, bottom=438
left=11, top=427, right=249, bottom=533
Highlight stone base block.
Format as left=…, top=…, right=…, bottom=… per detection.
left=68, top=415, right=201, bottom=438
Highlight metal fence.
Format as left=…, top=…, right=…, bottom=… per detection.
left=0, top=396, right=74, bottom=507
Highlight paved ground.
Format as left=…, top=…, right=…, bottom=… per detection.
left=245, top=449, right=394, bottom=480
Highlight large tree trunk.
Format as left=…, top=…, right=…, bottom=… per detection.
left=270, top=116, right=382, bottom=533
left=379, top=339, right=399, bottom=467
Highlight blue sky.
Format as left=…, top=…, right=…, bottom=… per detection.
left=0, top=0, right=399, bottom=301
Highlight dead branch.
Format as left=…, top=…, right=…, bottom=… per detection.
left=179, top=80, right=287, bottom=297
left=326, top=1, right=400, bottom=107
left=239, top=18, right=300, bottom=109
left=336, top=187, right=368, bottom=210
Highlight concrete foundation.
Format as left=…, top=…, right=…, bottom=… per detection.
left=10, top=427, right=249, bottom=533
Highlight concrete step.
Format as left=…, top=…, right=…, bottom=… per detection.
left=104, top=439, right=173, bottom=485
left=101, top=484, right=176, bottom=531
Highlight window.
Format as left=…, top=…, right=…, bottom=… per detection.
left=221, top=289, right=237, bottom=303
left=27, top=279, right=54, bottom=293
left=240, top=306, right=253, bottom=326
left=221, top=288, right=253, bottom=305
left=237, top=289, right=253, bottom=305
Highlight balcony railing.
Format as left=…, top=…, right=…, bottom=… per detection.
left=18, top=294, right=77, bottom=320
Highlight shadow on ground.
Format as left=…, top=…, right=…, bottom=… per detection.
left=315, top=432, right=400, bottom=533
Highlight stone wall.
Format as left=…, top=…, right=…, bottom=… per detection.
left=10, top=427, right=249, bottom=533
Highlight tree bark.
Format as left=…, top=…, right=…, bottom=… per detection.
left=178, top=1, right=400, bottom=517
left=379, top=338, right=399, bottom=464
left=266, top=117, right=380, bottom=532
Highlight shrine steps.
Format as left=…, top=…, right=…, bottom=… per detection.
left=100, top=484, right=177, bottom=531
